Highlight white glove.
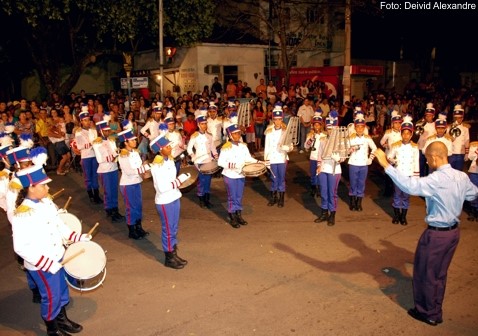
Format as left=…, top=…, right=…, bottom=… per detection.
left=143, top=163, right=151, bottom=172
left=331, top=152, right=341, bottom=163
left=178, top=173, right=191, bottom=184
left=366, top=158, right=373, bottom=165
left=57, top=208, right=67, bottom=214
left=49, top=261, right=63, bottom=275
left=80, top=233, right=92, bottom=242
left=281, top=145, right=290, bottom=152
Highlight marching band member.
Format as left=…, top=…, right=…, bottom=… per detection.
left=304, top=110, right=326, bottom=197
left=218, top=117, right=259, bottom=228
left=422, top=112, right=453, bottom=158
left=449, top=104, right=470, bottom=171
left=150, top=135, right=191, bottom=269
left=207, top=102, right=223, bottom=149
left=347, top=106, right=369, bottom=135
left=347, top=112, right=377, bottom=211
left=314, top=111, right=343, bottom=226
left=164, top=111, right=185, bottom=175
left=417, top=103, right=436, bottom=176
left=264, top=104, right=293, bottom=208
left=93, top=119, right=124, bottom=222
left=387, top=116, right=419, bottom=225
left=117, top=128, right=151, bottom=240
left=74, top=107, right=102, bottom=204
left=379, top=110, right=402, bottom=196
left=11, top=164, right=90, bottom=335
left=139, top=102, right=163, bottom=160
left=187, top=110, right=218, bottom=209
left=467, top=140, right=478, bottom=220
left=222, top=101, right=237, bottom=141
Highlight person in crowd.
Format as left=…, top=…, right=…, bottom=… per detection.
left=304, top=111, right=326, bottom=197
left=417, top=103, right=436, bottom=176
left=448, top=104, right=470, bottom=171
left=380, top=111, right=403, bottom=196
left=467, top=139, right=478, bottom=220
left=150, top=135, right=190, bottom=269
left=139, top=103, right=163, bottom=160
left=422, top=112, right=453, bottom=159
left=297, top=98, right=315, bottom=153
left=164, top=111, right=185, bottom=175
left=48, top=109, right=71, bottom=176
left=375, top=142, right=478, bottom=327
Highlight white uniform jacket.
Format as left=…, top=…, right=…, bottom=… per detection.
left=380, top=129, right=402, bottom=154
left=317, top=138, right=342, bottom=175
left=305, top=131, right=326, bottom=161
left=165, top=130, right=185, bottom=159
left=11, top=198, right=83, bottom=272
left=449, top=123, right=470, bottom=155
left=151, top=155, right=182, bottom=205
left=187, top=131, right=217, bottom=165
left=388, top=141, right=420, bottom=177
left=422, top=134, right=453, bottom=156
left=93, top=137, right=118, bottom=173
left=218, top=141, right=258, bottom=179
left=264, top=124, right=291, bottom=164
left=348, top=133, right=377, bottom=166
left=140, top=119, right=161, bottom=140
left=417, top=122, right=436, bottom=150
left=118, top=149, right=149, bottom=186
left=75, top=127, right=97, bottom=159
left=467, top=141, right=478, bottom=174
left=207, top=117, right=223, bottom=147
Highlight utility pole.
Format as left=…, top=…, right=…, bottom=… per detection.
left=342, top=0, right=351, bottom=103
left=159, top=0, right=164, bottom=101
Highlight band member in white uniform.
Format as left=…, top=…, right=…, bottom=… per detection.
left=304, top=111, right=326, bottom=197
left=164, top=112, right=185, bottom=175
left=379, top=110, right=402, bottom=196
left=422, top=112, right=453, bottom=158
left=417, top=103, right=436, bottom=176
left=449, top=104, right=470, bottom=171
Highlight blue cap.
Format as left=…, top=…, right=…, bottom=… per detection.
left=117, top=129, right=137, bottom=142
left=7, top=146, right=31, bottom=165
left=96, top=120, right=110, bottom=132
left=453, top=104, right=464, bottom=116
left=227, top=123, right=241, bottom=135
left=16, top=164, right=52, bottom=188
left=79, top=111, right=90, bottom=120
left=150, top=135, right=171, bottom=153
left=0, top=144, right=12, bottom=158
left=164, top=112, right=175, bottom=123
left=325, top=117, right=338, bottom=128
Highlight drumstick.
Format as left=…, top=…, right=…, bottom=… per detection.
left=63, top=196, right=72, bottom=211
left=87, top=222, right=100, bottom=236
left=51, top=188, right=65, bottom=199
left=61, top=248, right=85, bottom=265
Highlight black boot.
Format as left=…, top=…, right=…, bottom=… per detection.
left=392, top=208, right=400, bottom=224
left=56, top=306, right=83, bottom=333
left=32, top=287, right=41, bottom=304
left=164, top=251, right=184, bottom=269
left=400, top=209, right=408, bottom=226
left=267, top=191, right=277, bottom=206
left=349, top=196, right=356, bottom=211
left=87, top=190, right=95, bottom=203
left=128, top=225, right=143, bottom=240
left=44, top=319, right=71, bottom=336
left=93, top=189, right=103, bottom=204
left=173, top=244, right=188, bottom=265
left=105, top=208, right=113, bottom=219
left=135, top=220, right=149, bottom=237
left=228, top=213, right=241, bottom=228
left=111, top=207, right=125, bottom=222
left=277, top=192, right=285, bottom=208
left=314, top=208, right=328, bottom=223
left=327, top=211, right=336, bottom=226
left=198, top=196, right=206, bottom=208
left=356, top=197, right=363, bottom=211
left=204, top=193, right=213, bottom=209
left=235, top=210, right=248, bottom=225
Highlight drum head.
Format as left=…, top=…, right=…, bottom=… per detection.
left=179, top=166, right=199, bottom=190
left=242, top=163, right=267, bottom=177
left=59, top=213, right=82, bottom=234
left=64, top=241, right=106, bottom=280
left=199, top=161, right=220, bottom=174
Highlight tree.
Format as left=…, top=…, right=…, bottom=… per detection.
left=0, top=0, right=215, bottom=98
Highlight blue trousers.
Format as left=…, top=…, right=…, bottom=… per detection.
left=80, top=157, right=99, bottom=189
left=392, top=183, right=410, bottom=209
left=223, top=176, right=245, bottom=212
left=449, top=154, right=465, bottom=171
left=319, top=173, right=340, bottom=211
left=28, top=268, right=69, bottom=321
left=348, top=165, right=368, bottom=197
left=156, top=199, right=180, bottom=252
left=309, top=160, right=320, bottom=186
left=99, top=170, right=119, bottom=210
left=270, top=163, right=286, bottom=192
left=120, top=183, right=142, bottom=225
left=413, top=227, right=460, bottom=322
left=174, top=160, right=181, bottom=176
left=197, top=167, right=212, bottom=196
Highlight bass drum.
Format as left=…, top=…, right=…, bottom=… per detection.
left=63, top=241, right=107, bottom=292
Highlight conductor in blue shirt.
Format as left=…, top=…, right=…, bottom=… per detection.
left=374, top=142, right=478, bottom=326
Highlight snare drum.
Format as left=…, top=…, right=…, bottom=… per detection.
left=63, top=241, right=107, bottom=292
left=242, top=162, right=267, bottom=177
left=199, top=160, right=220, bottom=175
left=178, top=165, right=199, bottom=190
left=59, top=212, right=82, bottom=233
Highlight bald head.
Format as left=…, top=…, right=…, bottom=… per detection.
left=425, top=142, right=449, bottom=169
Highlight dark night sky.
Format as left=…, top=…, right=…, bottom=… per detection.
left=351, top=5, right=478, bottom=72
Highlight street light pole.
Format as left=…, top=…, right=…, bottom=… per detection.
left=123, top=52, right=133, bottom=112
left=342, top=0, right=352, bottom=103
left=159, top=0, right=164, bottom=101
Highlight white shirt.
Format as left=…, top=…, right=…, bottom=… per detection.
left=417, top=122, right=436, bottom=150
left=305, top=131, right=326, bottom=161
left=264, top=125, right=290, bottom=164
left=388, top=141, right=420, bottom=177
left=93, top=137, right=118, bottom=173
left=218, top=141, right=257, bottom=179
left=151, top=156, right=182, bottom=205
left=118, top=149, right=147, bottom=186
left=165, top=130, right=185, bottom=159
left=380, top=129, right=402, bottom=154
left=422, top=134, right=453, bottom=156
left=207, top=117, right=223, bottom=147
left=468, top=141, right=478, bottom=174
left=448, top=123, right=470, bottom=155
left=140, top=118, right=161, bottom=140
left=297, top=105, right=314, bottom=123
left=187, top=131, right=217, bottom=164
left=348, top=133, right=377, bottom=166
left=75, top=127, right=98, bottom=159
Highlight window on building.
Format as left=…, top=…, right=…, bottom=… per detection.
left=223, top=66, right=238, bottom=84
